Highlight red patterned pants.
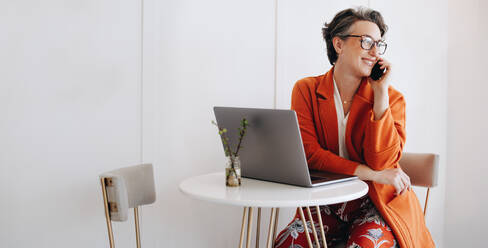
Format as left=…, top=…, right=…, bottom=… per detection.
left=274, top=196, right=397, bottom=248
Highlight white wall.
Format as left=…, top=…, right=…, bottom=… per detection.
left=144, top=0, right=276, bottom=247
left=0, top=0, right=143, bottom=247
left=445, top=0, right=488, bottom=247
left=2, top=0, right=479, bottom=247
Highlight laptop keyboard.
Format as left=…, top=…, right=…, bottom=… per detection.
left=311, top=176, right=328, bottom=181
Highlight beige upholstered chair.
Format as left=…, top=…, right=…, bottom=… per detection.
left=333, top=152, right=439, bottom=248
left=399, top=152, right=439, bottom=216
left=99, top=163, right=156, bottom=248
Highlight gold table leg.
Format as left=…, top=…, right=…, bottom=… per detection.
left=298, top=207, right=313, bottom=248
left=316, top=206, right=328, bottom=248
left=266, top=208, right=276, bottom=248
left=306, top=206, right=320, bottom=248
left=240, top=206, right=325, bottom=248
left=272, top=208, right=279, bottom=247
left=246, top=207, right=254, bottom=248
left=239, top=207, right=249, bottom=248
left=256, top=207, right=261, bottom=248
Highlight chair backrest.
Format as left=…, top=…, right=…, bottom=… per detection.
left=399, top=152, right=439, bottom=217
left=100, top=163, right=156, bottom=221
left=99, top=163, right=156, bottom=248
left=399, top=153, right=439, bottom=188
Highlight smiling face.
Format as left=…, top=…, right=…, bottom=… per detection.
left=333, top=20, right=383, bottom=78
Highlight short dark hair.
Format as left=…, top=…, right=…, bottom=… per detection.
left=322, top=7, right=388, bottom=65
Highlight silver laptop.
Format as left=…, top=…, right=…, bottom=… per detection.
left=213, top=106, right=357, bottom=187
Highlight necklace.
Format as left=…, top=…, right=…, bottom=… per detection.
left=333, top=74, right=356, bottom=105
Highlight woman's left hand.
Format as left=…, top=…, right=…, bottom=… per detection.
left=368, top=57, right=392, bottom=92
left=372, top=167, right=411, bottom=195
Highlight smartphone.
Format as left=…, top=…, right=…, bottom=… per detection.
left=370, top=61, right=385, bottom=81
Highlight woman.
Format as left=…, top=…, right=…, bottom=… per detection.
left=274, top=7, right=434, bottom=248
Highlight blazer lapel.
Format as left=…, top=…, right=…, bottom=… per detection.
left=316, top=67, right=339, bottom=155
left=315, top=68, right=376, bottom=160
left=345, top=77, right=374, bottom=162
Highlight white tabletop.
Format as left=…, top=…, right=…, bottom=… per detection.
left=179, top=172, right=369, bottom=208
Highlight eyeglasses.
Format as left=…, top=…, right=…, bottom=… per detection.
left=342, top=34, right=387, bottom=55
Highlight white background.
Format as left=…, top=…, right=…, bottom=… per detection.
left=0, top=0, right=485, bottom=247
left=445, top=0, right=488, bottom=247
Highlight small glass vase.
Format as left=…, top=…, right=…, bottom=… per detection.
left=225, top=155, right=241, bottom=187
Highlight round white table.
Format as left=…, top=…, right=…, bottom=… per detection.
left=179, top=172, right=369, bottom=248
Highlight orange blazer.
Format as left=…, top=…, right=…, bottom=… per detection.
left=291, top=67, right=435, bottom=248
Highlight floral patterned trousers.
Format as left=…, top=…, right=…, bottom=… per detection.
left=274, top=195, right=397, bottom=248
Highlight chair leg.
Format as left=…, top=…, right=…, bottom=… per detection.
left=134, top=207, right=141, bottom=248
left=100, top=177, right=115, bottom=248
left=424, top=188, right=431, bottom=217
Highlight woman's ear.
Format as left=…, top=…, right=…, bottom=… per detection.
left=332, top=36, right=343, bottom=55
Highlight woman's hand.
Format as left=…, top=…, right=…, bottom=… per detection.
left=368, top=57, right=392, bottom=92
left=367, top=58, right=392, bottom=120
left=354, top=164, right=411, bottom=195
left=372, top=167, right=411, bottom=195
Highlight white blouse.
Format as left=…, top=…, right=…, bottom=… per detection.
left=333, top=78, right=350, bottom=160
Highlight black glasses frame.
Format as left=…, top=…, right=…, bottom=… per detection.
left=342, top=34, right=387, bottom=55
